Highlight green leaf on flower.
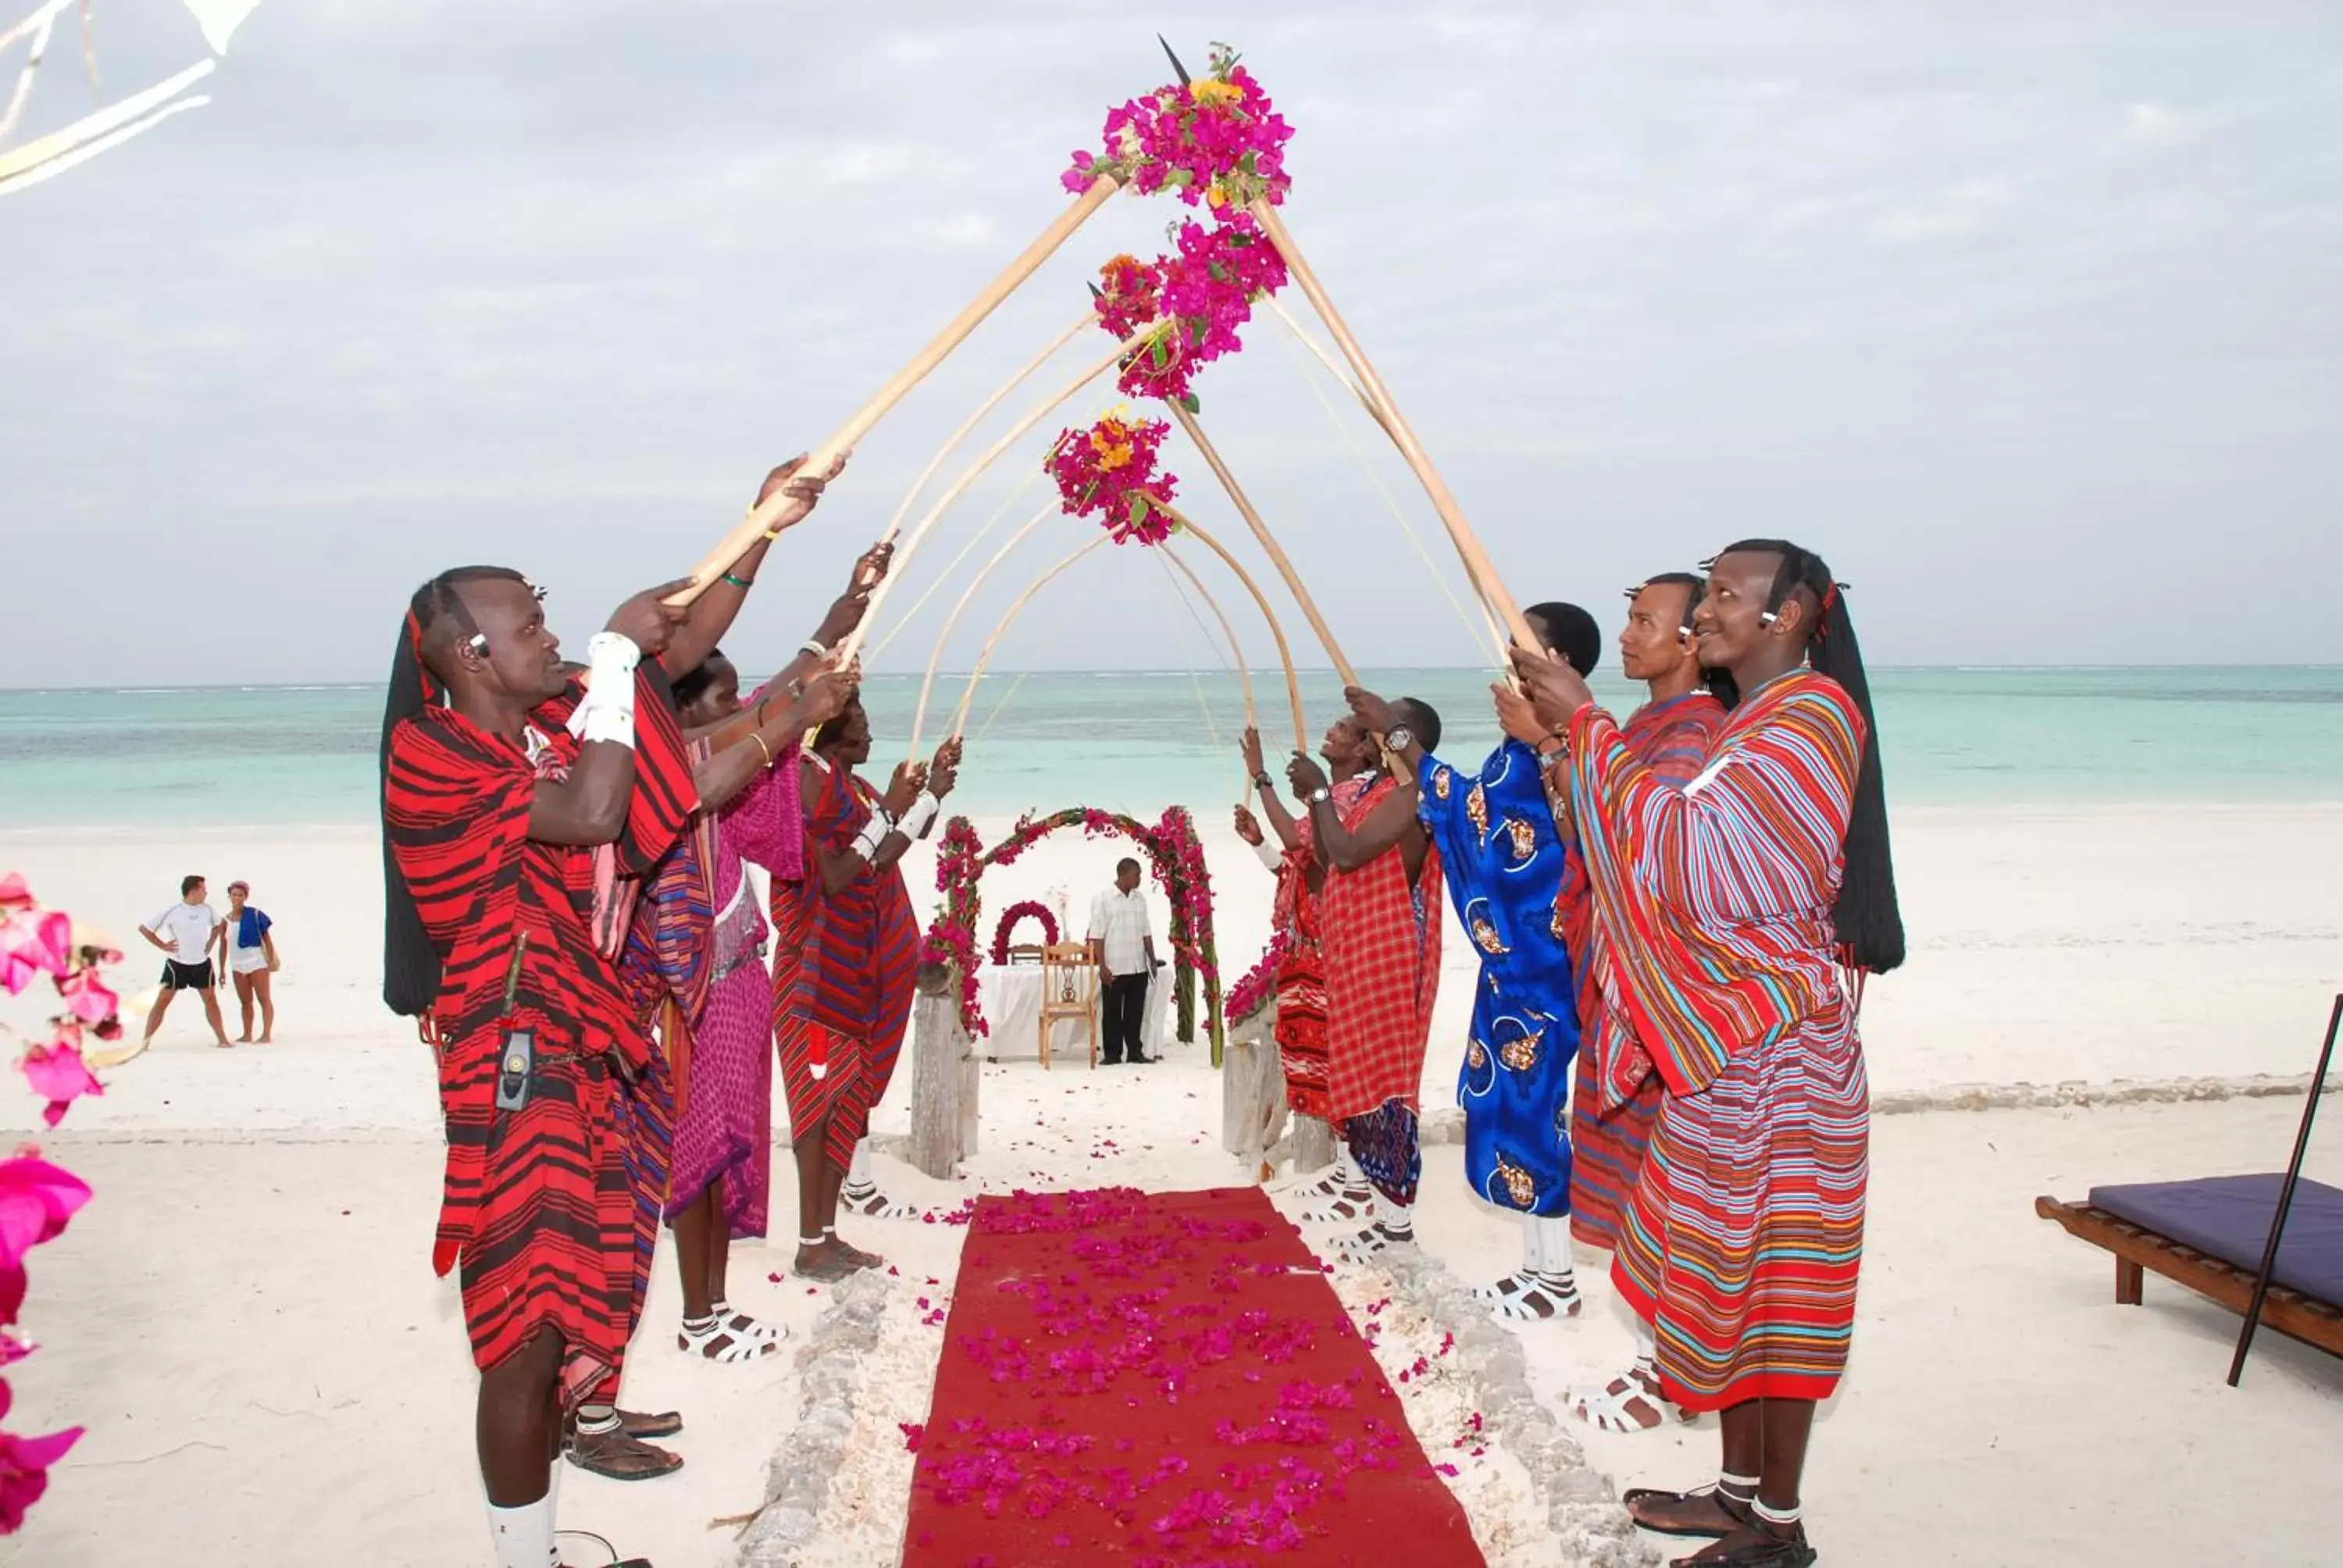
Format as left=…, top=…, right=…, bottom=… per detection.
left=1150, top=334, right=1170, bottom=369
left=1176, top=392, right=1202, bottom=414
left=1129, top=493, right=1153, bottom=531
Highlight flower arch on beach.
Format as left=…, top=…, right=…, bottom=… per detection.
left=923, top=807, right=1223, bottom=1060
left=987, top=900, right=1061, bottom=966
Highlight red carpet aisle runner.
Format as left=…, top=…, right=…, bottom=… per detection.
left=900, top=1186, right=1486, bottom=1567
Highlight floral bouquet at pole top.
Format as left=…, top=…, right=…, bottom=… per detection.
left=1069, top=44, right=1295, bottom=413
left=1046, top=412, right=1179, bottom=546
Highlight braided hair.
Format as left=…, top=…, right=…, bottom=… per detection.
left=1715, top=539, right=1903, bottom=975
left=1631, top=572, right=1739, bottom=707
left=380, top=567, right=530, bottom=1017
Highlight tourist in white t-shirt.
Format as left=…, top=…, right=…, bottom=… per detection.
left=219, top=878, right=280, bottom=1043
left=137, top=874, right=233, bottom=1049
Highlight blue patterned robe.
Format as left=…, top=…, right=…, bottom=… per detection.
left=1419, top=739, right=1581, bottom=1217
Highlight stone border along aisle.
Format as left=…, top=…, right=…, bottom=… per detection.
left=727, top=1269, right=894, bottom=1564
left=1353, top=1243, right=1660, bottom=1567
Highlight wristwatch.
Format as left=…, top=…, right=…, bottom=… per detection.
left=1385, top=725, right=1414, bottom=752
left=1307, top=786, right=1332, bottom=805
left=1252, top=772, right=1275, bottom=793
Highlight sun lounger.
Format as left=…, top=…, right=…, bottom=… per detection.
left=2035, top=1174, right=2343, bottom=1360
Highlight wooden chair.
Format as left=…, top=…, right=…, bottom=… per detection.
left=1036, top=942, right=1098, bottom=1069
left=1005, top=943, right=1045, bottom=967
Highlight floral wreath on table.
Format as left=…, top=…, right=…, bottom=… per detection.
left=1, top=871, right=115, bottom=1534
left=988, top=900, right=1062, bottom=967
left=922, top=807, right=1223, bottom=1060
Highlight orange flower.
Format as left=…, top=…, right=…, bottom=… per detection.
left=1189, top=78, right=1245, bottom=110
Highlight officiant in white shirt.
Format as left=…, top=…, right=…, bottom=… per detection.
left=1086, top=858, right=1161, bottom=1065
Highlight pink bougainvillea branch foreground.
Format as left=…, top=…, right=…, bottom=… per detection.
left=1, top=873, right=117, bottom=1535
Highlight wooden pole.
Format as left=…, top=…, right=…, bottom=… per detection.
left=1167, top=401, right=1357, bottom=686
left=1156, top=537, right=1262, bottom=739
left=877, top=312, right=1093, bottom=543
left=907, top=502, right=1059, bottom=759
left=2227, top=992, right=2342, bottom=1386
left=950, top=536, right=1112, bottom=738
left=1264, top=294, right=1395, bottom=440
left=1161, top=505, right=1310, bottom=755
left=669, top=173, right=1122, bottom=606
left=1247, top=198, right=1537, bottom=654
left=834, top=323, right=1161, bottom=672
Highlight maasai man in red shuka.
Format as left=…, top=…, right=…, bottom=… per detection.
left=1288, top=707, right=1445, bottom=1263
left=619, top=544, right=884, bottom=1369
left=1513, top=540, right=1903, bottom=1568
left=1232, top=725, right=1368, bottom=1141
left=771, top=696, right=960, bottom=1281
left=383, top=569, right=700, bottom=1564
left=1523, top=573, right=1731, bottom=1436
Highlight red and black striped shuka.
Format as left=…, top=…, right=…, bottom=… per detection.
left=770, top=754, right=920, bottom=1169
left=383, top=669, right=694, bottom=1397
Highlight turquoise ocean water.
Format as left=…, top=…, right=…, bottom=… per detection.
left=2, top=667, right=2339, bottom=829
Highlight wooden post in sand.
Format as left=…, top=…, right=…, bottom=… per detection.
left=669, top=174, right=1123, bottom=605
left=1221, top=1003, right=1289, bottom=1178
left=908, top=964, right=979, bottom=1179
left=1247, top=198, right=1538, bottom=654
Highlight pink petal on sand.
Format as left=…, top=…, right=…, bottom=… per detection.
left=0, top=875, right=32, bottom=911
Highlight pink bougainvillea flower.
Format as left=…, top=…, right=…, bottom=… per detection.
left=0, top=911, right=71, bottom=996
left=52, top=966, right=119, bottom=1028
left=0, top=1156, right=91, bottom=1285
left=0, top=1377, right=84, bottom=1532
left=20, top=1041, right=102, bottom=1129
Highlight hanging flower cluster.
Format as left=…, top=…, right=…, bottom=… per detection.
left=1, top=873, right=114, bottom=1535
left=1046, top=413, right=1179, bottom=547
left=1089, top=214, right=1289, bottom=412
left=921, top=807, right=1221, bottom=1052
left=987, top=900, right=1061, bottom=967
left=1061, top=45, right=1293, bottom=213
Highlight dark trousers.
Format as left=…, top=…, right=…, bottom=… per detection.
left=1100, top=972, right=1150, bottom=1063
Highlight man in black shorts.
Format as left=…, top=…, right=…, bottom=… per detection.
left=139, top=874, right=234, bottom=1049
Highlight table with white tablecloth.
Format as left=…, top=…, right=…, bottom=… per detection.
left=977, top=963, right=1171, bottom=1062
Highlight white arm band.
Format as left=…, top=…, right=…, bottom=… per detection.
left=1251, top=836, right=1283, bottom=871
left=567, top=633, right=642, bottom=748
left=851, top=811, right=893, bottom=862
left=898, top=792, right=941, bottom=841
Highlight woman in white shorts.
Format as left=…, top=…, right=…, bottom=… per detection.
left=219, top=879, right=280, bottom=1043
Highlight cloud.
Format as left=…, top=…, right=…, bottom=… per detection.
left=1, top=0, right=2338, bottom=684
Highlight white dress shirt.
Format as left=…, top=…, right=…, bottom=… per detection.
left=1086, top=886, right=1154, bottom=977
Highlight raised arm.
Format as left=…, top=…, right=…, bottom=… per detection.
left=529, top=584, right=690, bottom=846
left=1240, top=727, right=1303, bottom=851
left=662, top=454, right=849, bottom=678
left=694, top=665, right=856, bottom=817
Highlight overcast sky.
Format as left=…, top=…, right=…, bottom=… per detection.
left=4, top=1, right=2338, bottom=687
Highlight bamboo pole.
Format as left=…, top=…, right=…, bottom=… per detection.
left=1156, top=539, right=1260, bottom=739
left=669, top=173, right=1123, bottom=606
left=950, top=536, right=1112, bottom=738
left=907, top=501, right=1060, bottom=759
left=876, top=312, right=1092, bottom=543
left=1265, top=294, right=1395, bottom=440
left=1166, top=401, right=1357, bottom=686
left=1161, top=506, right=1311, bottom=756
left=1247, top=198, right=1537, bottom=654
left=833, top=323, right=1161, bottom=672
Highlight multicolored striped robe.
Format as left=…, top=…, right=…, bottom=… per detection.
left=1566, top=669, right=1868, bottom=1411
left=769, top=754, right=921, bottom=1168
left=1418, top=739, right=1579, bottom=1217
left=1560, top=690, right=1728, bottom=1249
left=383, top=668, right=694, bottom=1399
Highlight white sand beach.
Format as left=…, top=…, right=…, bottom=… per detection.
left=5, top=803, right=2341, bottom=1565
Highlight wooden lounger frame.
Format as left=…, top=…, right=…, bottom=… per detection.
left=2034, top=1194, right=2343, bottom=1360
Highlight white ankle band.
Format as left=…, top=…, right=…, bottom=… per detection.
left=1752, top=1498, right=1801, bottom=1526
left=1721, top=1471, right=1761, bottom=1490
left=486, top=1495, right=555, bottom=1568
